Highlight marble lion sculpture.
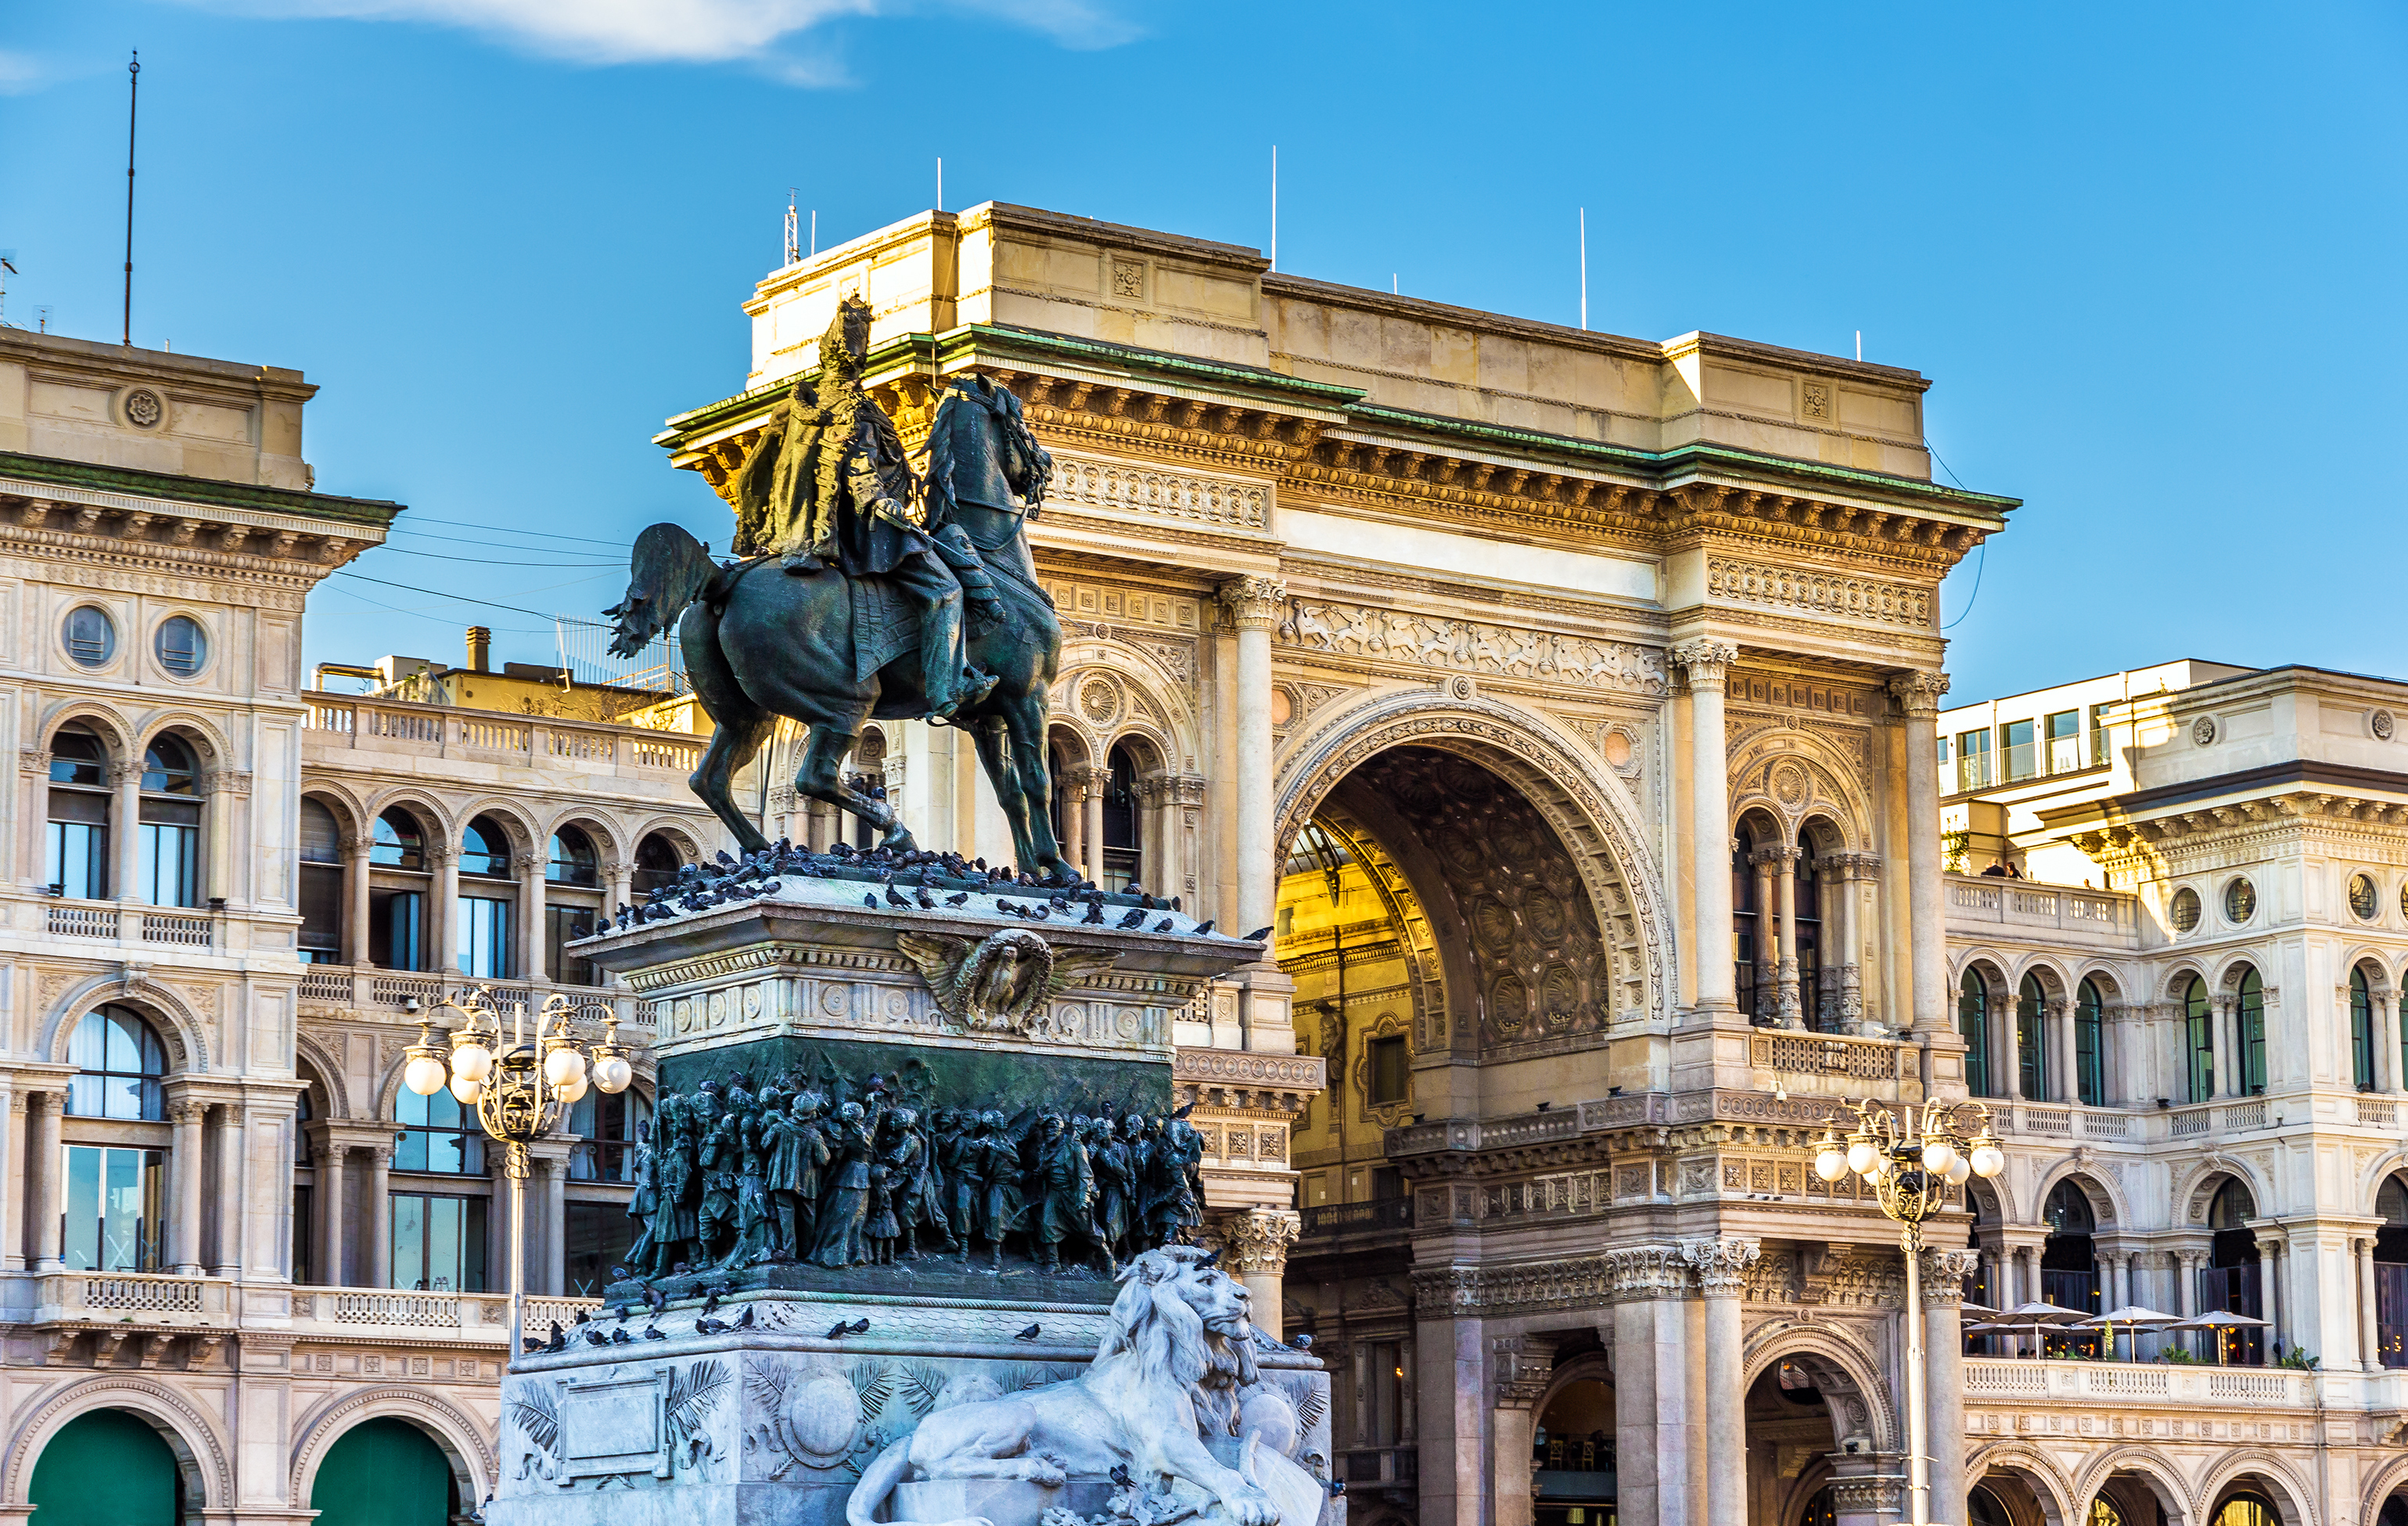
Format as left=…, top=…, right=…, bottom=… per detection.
left=846, top=1245, right=1281, bottom=1526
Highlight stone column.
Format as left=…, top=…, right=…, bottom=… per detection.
left=203, top=768, right=235, bottom=906
left=1922, top=1249, right=1980, bottom=1525
left=2255, top=1239, right=2281, bottom=1355
left=1608, top=1246, right=1693, bottom=1526
left=210, top=1103, right=243, bottom=1277
left=1076, top=765, right=1111, bottom=889
left=1749, top=851, right=1776, bottom=1020
left=368, top=1144, right=394, bottom=1287
left=1888, top=671, right=1950, bottom=1032
left=2054, top=995, right=2078, bottom=1105
left=2360, top=1237, right=2382, bottom=1372
left=1060, top=771, right=1087, bottom=876
left=1673, top=640, right=1741, bottom=1014
left=1217, top=1207, right=1300, bottom=1337
left=1491, top=1335, right=1558, bottom=1526
left=0, top=1089, right=21, bottom=1271
left=315, top=1139, right=347, bottom=1287
left=166, top=1098, right=207, bottom=1275
left=1217, top=578, right=1285, bottom=936
left=544, top=1150, right=570, bottom=1294
left=1772, top=846, right=1802, bottom=1029
left=111, top=760, right=142, bottom=902
left=519, top=855, right=548, bottom=984
left=29, top=1091, right=63, bottom=1272
left=602, top=860, right=631, bottom=926
left=1683, top=1236, right=1759, bottom=1526
left=1835, top=855, right=1869, bottom=1031
left=431, top=843, right=458, bottom=976
left=342, top=832, right=372, bottom=966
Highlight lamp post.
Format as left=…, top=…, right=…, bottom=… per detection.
left=1813, top=1098, right=2006, bottom=1526
left=402, top=987, right=634, bottom=1351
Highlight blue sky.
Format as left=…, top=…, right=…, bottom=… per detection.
left=4, top=2, right=2404, bottom=701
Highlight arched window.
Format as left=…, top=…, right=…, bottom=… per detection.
left=2205, top=1180, right=2266, bottom=1365
left=135, top=736, right=201, bottom=908
left=547, top=826, right=599, bottom=886
left=1959, top=970, right=1992, bottom=1096
left=1732, top=820, right=1763, bottom=1021
left=2353, top=967, right=2377, bottom=1092
left=1794, top=841, right=1824, bottom=1032
left=2184, top=977, right=2214, bottom=1103
left=2237, top=966, right=2266, bottom=1096
left=2040, top=1179, right=2101, bottom=1337
left=1101, top=741, right=1144, bottom=892
left=45, top=727, right=111, bottom=898
left=632, top=833, right=683, bottom=896
left=368, top=808, right=429, bottom=971
left=455, top=816, right=514, bottom=979
left=67, top=1006, right=167, bottom=1119
left=459, top=815, right=511, bottom=878
left=298, top=799, right=344, bottom=964
left=2017, top=973, right=2050, bottom=1100
left=2075, top=978, right=2108, bottom=1106
left=394, top=1086, right=484, bottom=1175
left=2374, top=1175, right=2408, bottom=1368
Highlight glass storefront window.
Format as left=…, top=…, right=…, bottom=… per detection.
left=62, top=1144, right=164, bottom=1272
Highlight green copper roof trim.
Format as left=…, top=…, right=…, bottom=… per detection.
left=0, top=451, right=404, bottom=527
left=656, top=326, right=2015, bottom=519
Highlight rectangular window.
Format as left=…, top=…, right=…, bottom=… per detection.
left=2017, top=993, right=2048, bottom=1100
left=2241, top=988, right=2268, bottom=1096
left=1734, top=923, right=1758, bottom=1019
left=547, top=905, right=597, bottom=987
left=45, top=789, right=109, bottom=898
left=298, top=863, right=344, bottom=959
left=1367, top=1035, right=1410, bottom=1105
left=2000, top=719, right=2037, bottom=783
left=1371, top=1165, right=1404, bottom=1200
left=2186, top=1009, right=2215, bottom=1103
left=2045, top=710, right=2083, bottom=774
left=565, top=1201, right=637, bottom=1296
left=2076, top=1000, right=2105, bottom=1107
left=61, top=1145, right=164, bottom=1273
left=1936, top=735, right=1952, bottom=767
left=1955, top=730, right=1992, bottom=792
left=2090, top=704, right=2114, bottom=767
left=390, top=1192, right=487, bottom=1291
left=292, top=1185, right=313, bottom=1286
left=370, top=889, right=422, bottom=970
left=1368, top=1340, right=1404, bottom=1447
left=137, top=822, right=200, bottom=907
left=457, top=896, right=511, bottom=978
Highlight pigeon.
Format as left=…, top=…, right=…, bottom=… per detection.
left=1116, top=907, right=1146, bottom=930
left=644, top=1283, right=669, bottom=1314
left=1243, top=927, right=1274, bottom=943
left=695, top=1316, right=732, bottom=1336
left=606, top=1304, right=631, bottom=1322
left=1192, top=920, right=1215, bottom=936
left=735, top=1304, right=757, bottom=1330
left=863, top=893, right=879, bottom=909
left=1110, top=1464, right=1135, bottom=1489
left=943, top=891, right=969, bottom=907
left=609, top=1264, right=631, bottom=1282
left=520, top=1336, right=544, bottom=1354
left=885, top=882, right=914, bottom=909
left=1030, top=903, right=1053, bottom=921
left=826, top=1321, right=854, bottom=1340
left=701, top=1289, right=722, bottom=1316
left=914, top=886, right=936, bottom=909
left=1196, top=1251, right=1221, bottom=1272
left=1083, top=902, right=1105, bottom=924
left=1170, top=1101, right=1194, bottom=1120
left=1289, top=1332, right=1314, bottom=1350
left=642, top=1323, right=668, bottom=1341
left=582, top=1327, right=610, bottom=1348
left=573, top=1308, right=592, bottom=1325
left=544, top=1321, right=566, bottom=1354
left=610, top=1327, right=634, bottom=1345
left=1152, top=918, right=1173, bottom=933
left=1015, top=1323, right=1042, bottom=1341
left=1123, top=884, right=1146, bottom=899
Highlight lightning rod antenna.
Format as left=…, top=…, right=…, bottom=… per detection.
left=124, top=50, right=139, bottom=347
left=1270, top=146, right=1278, bottom=272
left=1578, top=207, right=1587, bottom=332
left=784, top=189, right=800, bottom=267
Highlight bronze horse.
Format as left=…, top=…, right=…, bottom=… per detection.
left=606, top=376, right=1074, bottom=881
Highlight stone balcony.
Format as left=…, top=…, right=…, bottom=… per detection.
left=9, top=1270, right=599, bottom=1366
left=1984, top=1092, right=2408, bottom=1146
left=301, top=694, right=704, bottom=778
left=294, top=965, right=636, bottom=1024
left=1944, top=873, right=2138, bottom=951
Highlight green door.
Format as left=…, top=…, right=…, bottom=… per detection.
left=29, top=1408, right=181, bottom=1525
left=308, top=1418, right=455, bottom=1526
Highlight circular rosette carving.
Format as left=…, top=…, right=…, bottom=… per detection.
left=785, top=1371, right=861, bottom=1461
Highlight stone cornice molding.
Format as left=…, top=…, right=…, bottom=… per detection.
left=1682, top=1236, right=1762, bottom=1297
left=1492, top=1333, right=1558, bottom=1410
left=1605, top=1244, right=1692, bottom=1299
left=1668, top=638, right=1740, bottom=690
left=1885, top=669, right=1949, bottom=718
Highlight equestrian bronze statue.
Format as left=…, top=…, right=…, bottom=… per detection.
left=606, top=297, right=1074, bottom=881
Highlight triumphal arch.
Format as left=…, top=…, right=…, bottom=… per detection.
left=652, top=203, right=2013, bottom=1526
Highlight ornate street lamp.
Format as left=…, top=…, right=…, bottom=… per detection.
left=401, top=988, right=634, bottom=1349
left=1812, top=1099, right=2006, bottom=1526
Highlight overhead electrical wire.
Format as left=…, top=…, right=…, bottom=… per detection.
left=366, top=544, right=624, bottom=570
left=329, top=567, right=620, bottom=621
left=394, top=513, right=643, bottom=548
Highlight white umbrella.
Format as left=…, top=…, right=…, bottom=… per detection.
left=2073, top=1305, right=2180, bottom=1362
left=1976, top=1300, right=2088, bottom=1357
left=1957, top=1300, right=2001, bottom=1321
left=2170, top=1308, right=2270, bottom=1366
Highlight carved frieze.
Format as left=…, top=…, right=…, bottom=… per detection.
left=1280, top=600, right=1666, bottom=695
left=1706, top=556, right=1931, bottom=629
left=1048, top=452, right=1270, bottom=532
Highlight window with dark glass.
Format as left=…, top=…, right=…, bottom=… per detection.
left=2223, top=877, right=2256, bottom=923
left=2373, top=1176, right=2408, bottom=1369
left=369, top=808, right=429, bottom=971
left=2017, top=973, right=2050, bottom=1100
left=2237, top=966, right=2266, bottom=1096
left=567, top=1087, right=648, bottom=1182
left=2169, top=886, right=2201, bottom=934
left=298, top=799, right=344, bottom=963
left=394, top=1085, right=485, bottom=1174
left=2040, top=1180, right=2101, bottom=1339
left=457, top=896, right=510, bottom=978
left=372, top=808, right=424, bottom=868
left=547, top=826, right=599, bottom=886
left=2185, top=977, right=2215, bottom=1103
left=2075, top=978, right=2107, bottom=1106
left=390, top=1193, right=487, bottom=1291
left=1368, top=1035, right=1411, bottom=1105
left=632, top=833, right=681, bottom=896
left=154, top=615, right=207, bottom=678
left=1794, top=847, right=1823, bottom=1032
left=135, top=736, right=201, bottom=908
left=1960, top=970, right=1992, bottom=1097
left=2353, top=967, right=2377, bottom=1092
left=1955, top=728, right=1992, bottom=792
left=1732, top=822, right=1760, bottom=1020
left=2089, top=704, right=2113, bottom=767
left=565, top=1201, right=634, bottom=1296
left=460, top=815, right=511, bottom=878
left=2352, top=873, right=2383, bottom=922
left=548, top=906, right=598, bottom=986
left=2202, top=1181, right=2266, bottom=1365
left=45, top=728, right=110, bottom=898
left=66, top=1006, right=167, bottom=1120
left=1100, top=742, right=1144, bottom=892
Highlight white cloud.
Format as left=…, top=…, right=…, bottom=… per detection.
left=171, top=0, right=1136, bottom=70
left=0, top=50, right=52, bottom=95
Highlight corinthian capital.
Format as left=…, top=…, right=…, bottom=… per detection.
left=1213, top=1207, right=1303, bottom=1276
left=1681, top=1236, right=1760, bottom=1296
left=1668, top=638, right=1740, bottom=692
left=1216, top=576, right=1288, bottom=632
left=1920, top=1247, right=1982, bottom=1305
left=1886, top=669, right=1950, bottom=717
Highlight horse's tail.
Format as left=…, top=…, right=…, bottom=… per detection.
left=604, top=524, right=717, bottom=658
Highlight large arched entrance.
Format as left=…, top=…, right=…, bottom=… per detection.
left=1532, top=1375, right=1615, bottom=1526
left=28, top=1408, right=185, bottom=1525
left=307, top=1417, right=459, bottom=1526
left=1745, top=1358, right=1847, bottom=1526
